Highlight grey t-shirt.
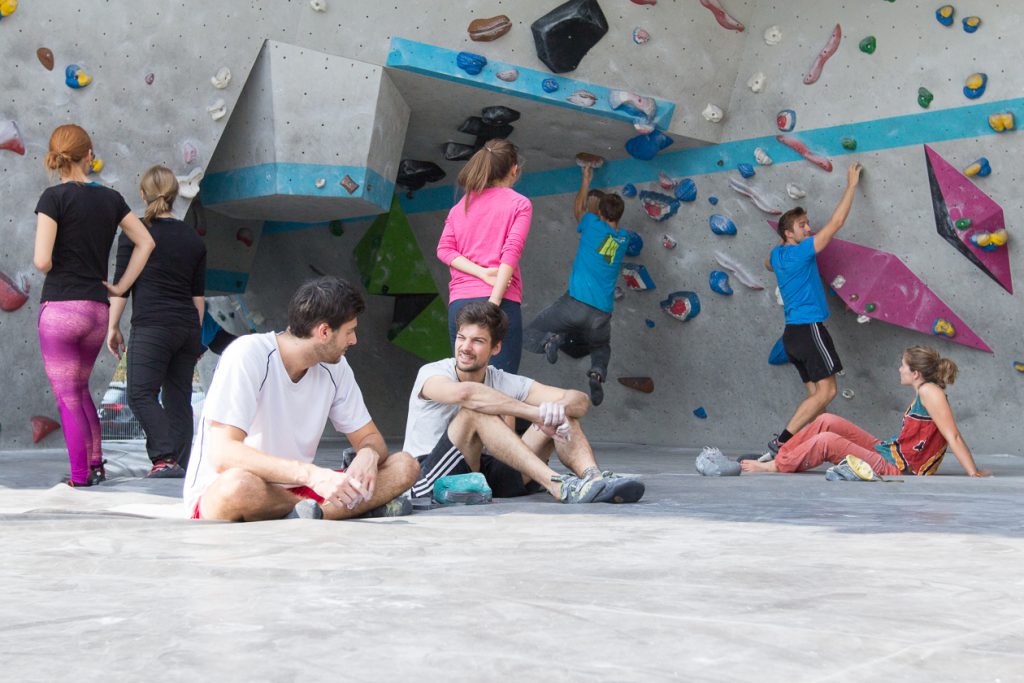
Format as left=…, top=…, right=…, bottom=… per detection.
left=402, top=358, right=534, bottom=456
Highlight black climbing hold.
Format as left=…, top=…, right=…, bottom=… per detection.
left=530, top=0, right=609, bottom=74
left=481, top=105, right=521, bottom=126
left=458, top=116, right=514, bottom=143
left=444, top=142, right=477, bottom=161
left=397, top=159, right=447, bottom=192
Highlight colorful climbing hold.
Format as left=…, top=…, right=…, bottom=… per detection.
left=698, top=0, right=744, bottom=32
left=709, top=270, right=733, bottom=295
left=36, top=47, right=54, bottom=71
left=962, top=16, right=981, bottom=33
left=715, top=250, right=765, bottom=290
left=963, top=73, right=987, bottom=99
left=737, top=163, right=755, bottom=178
left=632, top=27, right=650, bottom=45
left=674, top=178, right=697, bottom=202
left=530, top=0, right=610, bottom=73
left=621, top=263, right=656, bottom=290
left=709, top=214, right=737, bottom=236
left=618, top=377, right=654, bottom=393
left=841, top=137, right=857, bottom=151
left=708, top=196, right=718, bottom=205
left=625, top=231, right=644, bottom=257
left=236, top=228, right=255, bottom=247
left=541, top=78, right=559, bottom=93
left=932, top=318, right=956, bottom=338
left=804, top=24, right=841, bottom=85
left=340, top=174, right=360, bottom=194
left=729, top=177, right=782, bottom=214
left=658, top=172, right=677, bottom=190
left=0, top=271, right=29, bottom=311
left=693, top=407, right=708, bottom=419
left=145, top=72, right=155, bottom=85
left=702, top=104, right=724, bottom=123
left=963, top=157, right=991, bottom=177
left=625, top=130, right=673, bottom=161
left=638, top=191, right=680, bottom=222
left=455, top=52, right=487, bottom=76
left=0, top=120, right=25, bottom=155
left=662, top=234, right=677, bottom=249
left=644, top=318, right=656, bottom=329
left=622, top=183, right=637, bottom=198
left=609, top=90, right=657, bottom=121
left=64, top=64, right=92, bottom=89
left=0, top=0, right=16, bottom=19
left=776, top=109, right=796, bottom=132
left=776, top=134, right=833, bottom=172
left=567, top=90, right=597, bottom=107
left=859, top=36, right=876, bottom=54
left=864, top=302, right=877, bottom=313
left=1014, top=361, right=1024, bottom=374
left=31, top=416, right=60, bottom=444
left=183, top=141, right=199, bottom=165
left=754, top=148, right=773, bottom=166
left=314, top=178, right=326, bottom=189
left=660, top=290, right=701, bottom=321
left=89, top=157, right=104, bottom=174
left=468, top=15, right=512, bottom=42
left=768, top=337, right=789, bottom=365
left=969, top=229, right=1008, bottom=251
left=496, top=69, right=519, bottom=82
left=917, top=87, right=934, bottom=109
left=954, top=218, right=972, bottom=230
left=935, top=5, right=955, bottom=27
left=575, top=152, right=605, bottom=169
left=988, top=112, right=1015, bottom=132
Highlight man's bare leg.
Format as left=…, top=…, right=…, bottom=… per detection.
left=521, top=417, right=598, bottom=477
left=198, top=468, right=304, bottom=522
left=784, top=376, right=837, bottom=435
left=321, top=452, right=420, bottom=520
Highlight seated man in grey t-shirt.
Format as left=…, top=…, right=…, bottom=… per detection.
left=404, top=301, right=644, bottom=504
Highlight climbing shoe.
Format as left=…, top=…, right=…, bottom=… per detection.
left=147, top=459, right=185, bottom=478
left=587, top=370, right=605, bottom=407
left=554, top=473, right=607, bottom=504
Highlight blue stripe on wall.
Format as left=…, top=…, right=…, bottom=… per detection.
left=206, top=269, right=250, bottom=293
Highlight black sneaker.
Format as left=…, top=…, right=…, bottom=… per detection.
left=544, top=334, right=563, bottom=364
left=588, top=370, right=604, bottom=407
left=147, top=459, right=185, bottom=478
left=88, top=462, right=107, bottom=485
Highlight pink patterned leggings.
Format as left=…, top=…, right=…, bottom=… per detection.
left=775, top=413, right=903, bottom=476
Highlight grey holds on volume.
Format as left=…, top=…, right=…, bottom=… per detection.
left=397, top=160, right=446, bottom=192
left=480, top=105, right=520, bottom=126
left=530, top=0, right=609, bottom=73
left=444, top=142, right=476, bottom=161
left=696, top=446, right=740, bottom=477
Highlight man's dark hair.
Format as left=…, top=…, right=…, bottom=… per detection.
left=777, top=207, right=807, bottom=238
left=454, top=301, right=508, bottom=347
left=287, top=276, right=365, bottom=338
left=599, top=193, right=625, bottom=223
left=587, top=189, right=606, bottom=201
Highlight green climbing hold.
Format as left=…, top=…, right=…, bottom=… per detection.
left=841, top=137, right=857, bottom=151
left=865, top=303, right=877, bottom=313
left=917, top=87, right=934, bottom=109
left=859, top=36, right=876, bottom=54
left=955, top=218, right=972, bottom=230
left=354, top=196, right=438, bottom=295
left=328, top=220, right=344, bottom=237
left=388, top=295, right=451, bottom=362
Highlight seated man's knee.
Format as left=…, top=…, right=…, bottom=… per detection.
left=388, top=451, right=421, bottom=486
left=213, top=467, right=263, bottom=498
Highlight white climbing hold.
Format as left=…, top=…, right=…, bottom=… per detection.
left=764, top=25, right=782, bottom=45
left=841, top=389, right=855, bottom=399
left=496, top=69, right=519, bottom=82
left=567, top=90, right=597, bottom=107
left=315, top=178, right=326, bottom=189
left=211, top=67, right=232, bottom=89
left=775, top=286, right=784, bottom=306
left=207, top=99, right=227, bottom=121
left=754, top=147, right=773, bottom=166
left=747, top=72, right=766, bottom=93
left=702, top=103, right=724, bottom=123
left=786, top=183, right=806, bottom=199
left=177, top=168, right=204, bottom=199
left=856, top=314, right=871, bottom=324
left=831, top=275, right=846, bottom=289
left=714, top=250, right=766, bottom=290
left=310, top=0, right=327, bottom=11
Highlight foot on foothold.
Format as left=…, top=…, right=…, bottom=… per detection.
left=543, top=334, right=563, bottom=364
left=592, top=471, right=646, bottom=503
left=286, top=499, right=324, bottom=519
left=147, top=459, right=186, bottom=478
left=361, top=495, right=413, bottom=518
left=555, top=473, right=608, bottom=504
left=588, top=370, right=604, bottom=407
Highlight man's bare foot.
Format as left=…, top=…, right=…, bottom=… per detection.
left=740, top=459, right=778, bottom=473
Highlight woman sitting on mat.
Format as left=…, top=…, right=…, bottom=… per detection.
left=741, top=345, right=990, bottom=477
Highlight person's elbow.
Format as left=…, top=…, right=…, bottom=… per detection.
left=33, top=257, right=52, bottom=273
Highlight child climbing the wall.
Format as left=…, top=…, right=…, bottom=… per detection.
left=741, top=346, right=990, bottom=478
left=522, top=164, right=626, bottom=406
left=762, top=162, right=862, bottom=459
left=436, top=139, right=531, bottom=373
left=33, top=124, right=155, bottom=487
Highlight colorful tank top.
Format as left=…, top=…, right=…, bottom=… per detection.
left=874, top=387, right=947, bottom=475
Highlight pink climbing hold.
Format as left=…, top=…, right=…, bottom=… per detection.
left=768, top=220, right=992, bottom=353
left=630, top=0, right=657, bottom=5
left=0, top=120, right=25, bottom=155
left=0, top=271, right=29, bottom=311
left=657, top=172, right=677, bottom=190
left=31, top=416, right=61, bottom=444
left=804, top=24, right=842, bottom=85
left=699, top=0, right=745, bottom=32
left=236, top=227, right=254, bottom=247
left=776, top=135, right=833, bottom=172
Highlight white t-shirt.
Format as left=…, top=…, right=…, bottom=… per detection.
left=183, top=332, right=372, bottom=508
left=402, top=358, right=534, bottom=456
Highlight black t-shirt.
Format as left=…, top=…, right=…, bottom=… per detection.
left=113, top=217, right=207, bottom=328
left=34, top=182, right=132, bottom=303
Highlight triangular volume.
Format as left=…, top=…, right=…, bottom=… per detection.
left=354, top=195, right=439, bottom=295
left=924, top=145, right=1012, bottom=294
left=389, top=295, right=451, bottom=362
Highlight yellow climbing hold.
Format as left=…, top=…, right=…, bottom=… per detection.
left=0, top=0, right=17, bottom=18
left=90, top=158, right=104, bottom=173
left=932, top=318, right=956, bottom=338
left=988, top=112, right=1015, bottom=132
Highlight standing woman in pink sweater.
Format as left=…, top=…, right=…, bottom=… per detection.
left=437, top=140, right=531, bottom=372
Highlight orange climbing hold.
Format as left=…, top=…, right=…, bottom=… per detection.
left=31, top=416, right=61, bottom=443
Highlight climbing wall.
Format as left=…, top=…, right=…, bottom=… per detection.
left=1, top=0, right=1021, bottom=453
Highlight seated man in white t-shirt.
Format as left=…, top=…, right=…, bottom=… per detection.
left=405, top=301, right=644, bottom=504
left=183, top=277, right=419, bottom=521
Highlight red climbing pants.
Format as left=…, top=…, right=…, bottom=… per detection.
left=775, top=413, right=902, bottom=476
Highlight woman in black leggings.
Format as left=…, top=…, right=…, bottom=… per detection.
left=107, top=166, right=207, bottom=477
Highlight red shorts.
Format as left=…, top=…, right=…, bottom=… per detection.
left=189, top=470, right=343, bottom=520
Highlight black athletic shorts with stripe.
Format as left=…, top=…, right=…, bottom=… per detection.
left=411, top=431, right=545, bottom=500
left=782, top=322, right=843, bottom=383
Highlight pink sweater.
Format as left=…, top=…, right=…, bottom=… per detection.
left=436, top=187, right=533, bottom=303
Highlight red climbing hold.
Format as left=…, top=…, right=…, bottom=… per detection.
left=0, top=271, right=28, bottom=311
left=236, top=227, right=254, bottom=247
left=31, top=416, right=61, bottom=444
left=0, top=120, right=25, bottom=155
left=618, top=377, right=655, bottom=393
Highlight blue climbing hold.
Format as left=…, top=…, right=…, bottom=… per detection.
left=769, top=337, right=790, bottom=365
left=625, top=230, right=644, bottom=257
left=737, top=163, right=755, bottom=178
left=645, top=318, right=656, bottom=329
left=963, top=73, right=987, bottom=99
left=660, top=290, right=701, bottom=322
left=708, top=196, right=718, bottom=205
left=625, top=129, right=674, bottom=161
left=456, top=52, right=488, bottom=75
left=638, top=190, right=680, bottom=222
left=709, top=214, right=737, bottom=236
left=964, top=157, right=991, bottom=177
left=621, top=263, right=656, bottom=290
left=622, top=183, right=637, bottom=198
left=542, top=78, right=560, bottom=93
left=693, top=407, right=708, bottom=419
left=674, top=178, right=697, bottom=202
left=709, top=270, right=733, bottom=295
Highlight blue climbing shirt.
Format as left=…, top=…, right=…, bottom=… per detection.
left=569, top=212, right=628, bottom=313
left=770, top=238, right=829, bottom=324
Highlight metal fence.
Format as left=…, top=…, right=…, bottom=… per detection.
left=99, top=354, right=205, bottom=442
